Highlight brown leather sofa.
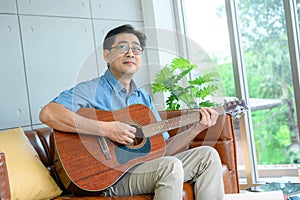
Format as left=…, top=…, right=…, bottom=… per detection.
left=0, top=112, right=239, bottom=200
left=0, top=152, right=10, bottom=200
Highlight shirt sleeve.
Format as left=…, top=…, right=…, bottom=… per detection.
left=52, top=81, right=95, bottom=112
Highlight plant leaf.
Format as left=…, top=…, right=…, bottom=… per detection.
left=170, top=57, right=191, bottom=69
left=196, top=85, right=218, bottom=99
left=166, top=94, right=180, bottom=110
left=189, top=72, right=219, bottom=85
left=173, top=66, right=194, bottom=83
left=152, top=66, right=174, bottom=93
left=199, top=101, right=218, bottom=108
left=152, top=83, right=169, bottom=93
left=153, top=65, right=173, bottom=84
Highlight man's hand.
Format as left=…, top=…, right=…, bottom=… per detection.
left=192, top=107, right=219, bottom=133
left=165, top=107, right=219, bottom=156
left=100, top=121, right=136, bottom=145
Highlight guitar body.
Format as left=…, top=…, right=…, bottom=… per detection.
left=54, top=104, right=166, bottom=191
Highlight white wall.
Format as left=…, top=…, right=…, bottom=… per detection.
left=0, top=0, right=182, bottom=130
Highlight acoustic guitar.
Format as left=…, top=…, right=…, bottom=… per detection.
left=54, top=100, right=248, bottom=191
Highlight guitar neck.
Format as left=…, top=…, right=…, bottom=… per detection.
left=142, top=112, right=201, bottom=137
left=141, top=105, right=225, bottom=138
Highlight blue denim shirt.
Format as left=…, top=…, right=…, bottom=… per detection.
left=53, top=69, right=169, bottom=140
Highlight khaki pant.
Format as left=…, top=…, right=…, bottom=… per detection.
left=109, top=146, right=224, bottom=200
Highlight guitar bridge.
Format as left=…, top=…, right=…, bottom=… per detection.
left=97, top=137, right=112, bottom=160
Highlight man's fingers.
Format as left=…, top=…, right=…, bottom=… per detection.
left=200, top=108, right=219, bottom=127
left=122, top=136, right=134, bottom=145
left=117, top=122, right=136, bottom=137
left=200, top=109, right=209, bottom=127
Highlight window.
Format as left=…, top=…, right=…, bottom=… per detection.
left=298, top=1, right=300, bottom=27
left=237, top=0, right=300, bottom=183
left=182, top=0, right=300, bottom=187
left=183, top=1, right=235, bottom=98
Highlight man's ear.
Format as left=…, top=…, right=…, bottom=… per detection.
left=103, top=49, right=110, bottom=63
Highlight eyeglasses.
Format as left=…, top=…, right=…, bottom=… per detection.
left=110, top=45, right=143, bottom=55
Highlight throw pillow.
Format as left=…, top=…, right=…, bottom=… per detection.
left=0, top=127, right=62, bottom=200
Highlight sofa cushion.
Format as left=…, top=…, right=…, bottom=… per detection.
left=0, top=127, right=62, bottom=200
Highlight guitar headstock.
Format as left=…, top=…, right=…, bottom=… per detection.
left=223, top=99, right=249, bottom=119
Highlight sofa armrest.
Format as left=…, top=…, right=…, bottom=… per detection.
left=0, top=151, right=11, bottom=200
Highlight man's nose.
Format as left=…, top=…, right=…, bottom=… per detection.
left=126, top=48, right=134, bottom=57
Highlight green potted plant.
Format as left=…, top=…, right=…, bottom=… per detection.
left=152, top=57, right=219, bottom=110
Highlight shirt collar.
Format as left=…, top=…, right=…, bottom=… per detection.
left=104, top=69, right=138, bottom=95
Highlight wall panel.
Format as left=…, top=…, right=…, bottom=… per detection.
left=0, top=0, right=17, bottom=14
left=90, top=0, right=142, bottom=21
left=17, top=0, right=91, bottom=18
left=0, top=15, right=30, bottom=129
left=20, top=16, right=98, bottom=125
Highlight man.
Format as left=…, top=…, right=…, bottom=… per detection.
left=39, top=24, right=224, bottom=200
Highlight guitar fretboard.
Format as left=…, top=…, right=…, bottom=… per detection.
left=141, top=106, right=225, bottom=137
left=142, top=112, right=200, bottom=137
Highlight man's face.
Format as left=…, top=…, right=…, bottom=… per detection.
left=104, top=33, right=142, bottom=79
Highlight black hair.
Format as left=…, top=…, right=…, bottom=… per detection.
left=103, top=24, right=146, bottom=50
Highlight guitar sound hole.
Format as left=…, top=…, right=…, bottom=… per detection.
left=130, top=137, right=146, bottom=147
